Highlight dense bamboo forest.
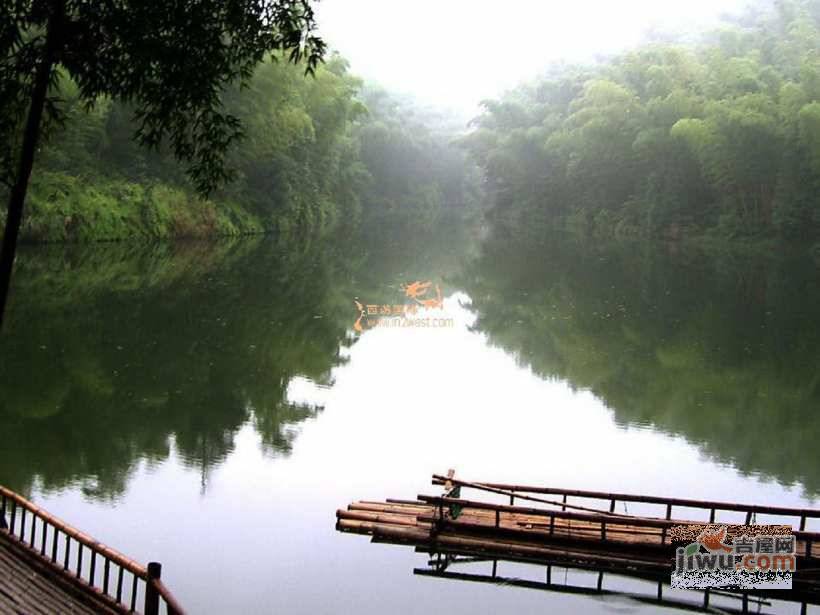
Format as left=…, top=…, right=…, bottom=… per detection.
left=465, top=0, right=820, bottom=250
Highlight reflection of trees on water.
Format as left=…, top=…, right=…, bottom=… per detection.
left=0, top=238, right=357, bottom=499
left=0, top=220, right=478, bottom=501
left=459, top=231, right=820, bottom=495
left=253, top=401, right=323, bottom=457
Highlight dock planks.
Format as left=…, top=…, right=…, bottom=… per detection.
left=0, top=532, right=120, bottom=614
left=0, top=485, right=184, bottom=615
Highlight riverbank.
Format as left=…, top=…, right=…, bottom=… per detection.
left=486, top=209, right=820, bottom=264
left=4, top=171, right=265, bottom=243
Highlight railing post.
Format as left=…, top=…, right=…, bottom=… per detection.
left=145, top=562, right=162, bottom=615
left=660, top=503, right=672, bottom=544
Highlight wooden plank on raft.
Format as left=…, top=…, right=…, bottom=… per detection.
left=418, top=495, right=820, bottom=546
left=431, top=474, right=820, bottom=520
left=339, top=496, right=820, bottom=566
left=418, top=512, right=672, bottom=553
left=336, top=475, right=820, bottom=610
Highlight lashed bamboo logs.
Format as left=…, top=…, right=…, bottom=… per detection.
left=336, top=473, right=820, bottom=581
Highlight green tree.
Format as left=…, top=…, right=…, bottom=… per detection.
left=356, top=86, right=482, bottom=228
left=0, top=0, right=325, bottom=327
left=466, top=0, right=820, bottom=244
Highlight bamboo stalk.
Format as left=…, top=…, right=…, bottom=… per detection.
left=432, top=476, right=617, bottom=516
left=337, top=509, right=429, bottom=528
left=348, top=502, right=431, bottom=515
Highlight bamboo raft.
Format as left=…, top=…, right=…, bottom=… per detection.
left=336, top=472, right=820, bottom=613
left=0, top=485, right=185, bottom=615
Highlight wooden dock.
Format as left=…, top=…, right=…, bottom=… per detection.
left=0, top=486, right=184, bottom=615
left=337, top=472, right=820, bottom=612
left=0, top=530, right=121, bottom=614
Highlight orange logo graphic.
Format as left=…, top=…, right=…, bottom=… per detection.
left=696, top=527, right=733, bottom=553
left=401, top=280, right=443, bottom=309
left=353, top=280, right=449, bottom=333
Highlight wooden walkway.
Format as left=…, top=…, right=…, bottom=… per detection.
left=337, top=472, right=820, bottom=612
left=0, top=486, right=184, bottom=615
left=0, top=533, right=120, bottom=614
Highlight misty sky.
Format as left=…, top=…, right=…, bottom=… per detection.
left=318, top=0, right=750, bottom=113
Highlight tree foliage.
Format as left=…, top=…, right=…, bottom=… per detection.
left=13, top=69, right=481, bottom=241
left=355, top=86, right=483, bottom=228
left=1, top=0, right=325, bottom=194
left=465, top=0, right=820, bottom=241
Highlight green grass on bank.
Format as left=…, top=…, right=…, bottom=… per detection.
left=11, top=172, right=264, bottom=242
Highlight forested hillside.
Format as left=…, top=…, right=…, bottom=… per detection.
left=465, top=0, right=820, bottom=246
left=356, top=87, right=482, bottom=226
left=5, top=55, right=476, bottom=242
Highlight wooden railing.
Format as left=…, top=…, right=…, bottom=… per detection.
left=0, top=486, right=184, bottom=615
left=432, top=474, right=820, bottom=531
left=428, top=473, right=820, bottom=560
left=420, top=493, right=819, bottom=556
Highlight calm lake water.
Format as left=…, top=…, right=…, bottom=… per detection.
left=1, top=223, right=818, bottom=614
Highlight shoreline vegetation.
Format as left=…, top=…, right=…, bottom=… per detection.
left=3, top=1, right=820, bottom=259
left=2, top=54, right=480, bottom=244
left=17, top=173, right=266, bottom=242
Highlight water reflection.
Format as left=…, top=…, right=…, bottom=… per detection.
left=1, top=226, right=818, bottom=502
left=0, top=238, right=357, bottom=498
left=415, top=554, right=802, bottom=614
left=458, top=231, right=820, bottom=495
left=2, top=225, right=818, bottom=613
left=0, top=222, right=475, bottom=499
